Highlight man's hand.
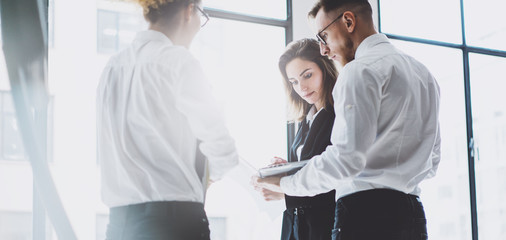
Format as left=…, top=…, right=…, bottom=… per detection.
left=254, top=187, right=285, bottom=201
left=250, top=175, right=284, bottom=193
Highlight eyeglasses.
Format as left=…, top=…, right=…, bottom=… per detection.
left=195, top=6, right=209, bottom=28
left=316, top=12, right=344, bottom=45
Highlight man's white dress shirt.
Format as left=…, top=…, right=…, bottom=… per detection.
left=97, top=30, right=238, bottom=207
left=280, top=34, right=441, bottom=199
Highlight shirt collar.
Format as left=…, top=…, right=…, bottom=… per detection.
left=306, top=105, right=324, bottom=127
left=135, top=30, right=174, bottom=45
left=354, top=33, right=389, bottom=59
left=306, top=105, right=317, bottom=122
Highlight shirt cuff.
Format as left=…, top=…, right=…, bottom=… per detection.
left=280, top=175, right=296, bottom=196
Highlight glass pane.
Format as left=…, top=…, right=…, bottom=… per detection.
left=391, top=40, right=472, bottom=240
left=0, top=46, right=8, bottom=91
left=117, top=12, right=144, bottom=51
left=1, top=95, right=26, bottom=161
left=97, top=10, right=119, bottom=54
left=193, top=19, right=287, bottom=165
left=464, top=0, right=506, bottom=51
left=2, top=114, right=26, bottom=160
left=469, top=53, right=506, bottom=240
left=205, top=0, right=287, bottom=20
left=2, top=92, right=15, bottom=112
left=48, top=0, right=110, bottom=239
left=97, top=8, right=146, bottom=54
left=1, top=67, right=27, bottom=161
left=380, top=0, right=462, bottom=43
left=208, top=217, right=227, bottom=240
left=95, top=214, right=108, bottom=240
left=0, top=212, right=32, bottom=239
left=192, top=18, right=287, bottom=239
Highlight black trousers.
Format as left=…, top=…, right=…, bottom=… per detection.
left=281, top=205, right=335, bottom=240
left=332, top=189, right=428, bottom=240
left=105, top=201, right=210, bottom=240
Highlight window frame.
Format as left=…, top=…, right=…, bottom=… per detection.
left=51, top=1, right=294, bottom=239
left=3, top=1, right=294, bottom=239
left=377, top=0, right=506, bottom=239
left=203, top=3, right=296, bottom=156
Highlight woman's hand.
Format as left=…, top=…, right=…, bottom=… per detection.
left=269, top=156, right=288, bottom=166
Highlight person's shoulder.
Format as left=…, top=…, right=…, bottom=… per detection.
left=159, top=45, right=194, bottom=62
left=354, top=44, right=397, bottom=66
left=107, top=46, right=132, bottom=65
left=345, top=43, right=407, bottom=80
left=337, top=59, right=385, bottom=88
left=341, top=60, right=380, bottom=78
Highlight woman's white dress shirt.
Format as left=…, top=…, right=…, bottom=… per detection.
left=97, top=30, right=238, bottom=207
left=280, top=34, right=441, bottom=199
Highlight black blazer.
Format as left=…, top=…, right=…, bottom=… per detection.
left=285, top=106, right=336, bottom=209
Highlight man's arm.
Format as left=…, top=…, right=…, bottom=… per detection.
left=175, top=57, right=239, bottom=181
left=260, top=63, right=384, bottom=196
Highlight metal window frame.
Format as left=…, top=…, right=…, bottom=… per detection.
left=378, top=1, right=506, bottom=239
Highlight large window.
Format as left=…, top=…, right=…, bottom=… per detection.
left=379, top=0, right=506, bottom=239
left=1, top=0, right=292, bottom=239
left=192, top=17, right=288, bottom=239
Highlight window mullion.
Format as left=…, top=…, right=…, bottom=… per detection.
left=460, top=0, right=479, bottom=238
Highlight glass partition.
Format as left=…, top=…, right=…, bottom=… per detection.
left=206, top=0, right=287, bottom=20
left=380, top=0, right=461, bottom=43
left=469, top=53, right=506, bottom=240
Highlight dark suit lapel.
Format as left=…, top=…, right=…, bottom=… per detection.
left=300, top=107, right=335, bottom=161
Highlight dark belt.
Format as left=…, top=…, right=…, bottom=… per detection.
left=294, top=206, right=309, bottom=215
left=336, top=188, right=426, bottom=228
left=285, top=189, right=335, bottom=209
left=110, top=201, right=205, bottom=216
